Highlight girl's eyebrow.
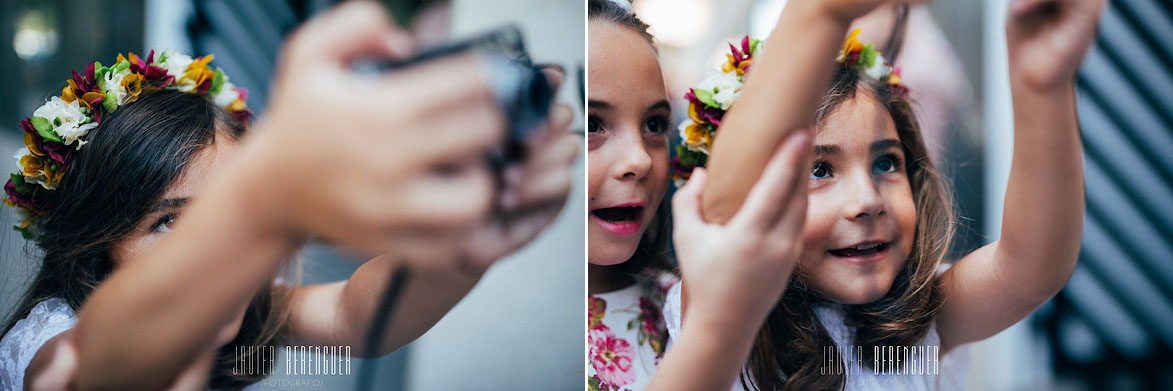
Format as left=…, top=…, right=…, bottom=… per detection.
left=587, top=99, right=671, bottom=113
left=154, top=197, right=189, bottom=212
left=814, top=144, right=841, bottom=156
left=587, top=100, right=612, bottom=110
left=871, top=139, right=902, bottom=152
left=813, top=139, right=902, bottom=156
left=646, top=100, right=671, bottom=113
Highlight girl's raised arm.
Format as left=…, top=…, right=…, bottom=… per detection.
left=937, top=0, right=1105, bottom=352
left=701, top=0, right=925, bottom=223
left=69, top=2, right=508, bottom=389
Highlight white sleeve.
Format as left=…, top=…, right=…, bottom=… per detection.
left=0, top=298, right=78, bottom=391
left=662, top=280, right=683, bottom=353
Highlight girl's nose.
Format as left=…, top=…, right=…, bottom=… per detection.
left=613, top=131, right=653, bottom=180
left=842, top=173, right=885, bottom=220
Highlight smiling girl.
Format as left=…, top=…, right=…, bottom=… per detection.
left=665, top=0, right=1106, bottom=389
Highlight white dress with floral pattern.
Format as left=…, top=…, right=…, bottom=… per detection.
left=588, top=272, right=677, bottom=391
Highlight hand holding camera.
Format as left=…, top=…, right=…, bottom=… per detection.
left=241, top=1, right=568, bottom=260
left=241, top=1, right=509, bottom=257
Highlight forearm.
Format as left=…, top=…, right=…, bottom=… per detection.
left=73, top=152, right=301, bottom=390
left=702, top=1, right=849, bottom=223
left=647, top=305, right=765, bottom=391
left=997, top=80, right=1085, bottom=298
left=332, top=254, right=485, bottom=356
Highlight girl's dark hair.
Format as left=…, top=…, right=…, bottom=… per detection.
left=740, top=65, right=954, bottom=391
left=589, top=0, right=656, bottom=48
left=2, top=89, right=290, bottom=389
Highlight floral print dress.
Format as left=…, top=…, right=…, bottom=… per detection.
left=588, top=272, right=676, bottom=391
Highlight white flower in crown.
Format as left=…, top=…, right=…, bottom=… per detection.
left=32, top=97, right=97, bottom=148
left=864, top=53, right=889, bottom=80
left=13, top=203, right=33, bottom=221
left=12, top=147, right=28, bottom=174
left=212, top=80, right=239, bottom=107
left=101, top=66, right=134, bottom=105
left=12, top=147, right=53, bottom=190
left=695, top=69, right=742, bottom=110
left=160, top=49, right=197, bottom=92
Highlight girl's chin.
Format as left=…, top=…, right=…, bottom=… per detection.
left=820, top=284, right=893, bottom=305
left=587, top=247, right=637, bottom=266
left=588, top=232, right=643, bottom=267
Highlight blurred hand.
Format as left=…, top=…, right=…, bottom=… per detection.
left=1006, top=0, right=1107, bottom=92
left=673, top=130, right=812, bottom=320
left=813, top=0, right=929, bottom=24
left=243, top=1, right=506, bottom=257
left=458, top=67, right=580, bottom=271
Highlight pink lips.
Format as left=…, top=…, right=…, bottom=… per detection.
left=591, top=202, right=645, bottom=236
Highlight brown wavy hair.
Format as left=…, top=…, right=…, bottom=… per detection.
left=739, top=64, right=955, bottom=391
left=1, top=90, right=293, bottom=389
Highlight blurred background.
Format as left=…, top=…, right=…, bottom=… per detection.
left=0, top=0, right=583, bottom=390
left=625, top=0, right=1172, bottom=389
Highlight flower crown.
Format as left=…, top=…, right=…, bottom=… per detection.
left=3, top=49, right=251, bottom=239
left=672, top=29, right=907, bottom=184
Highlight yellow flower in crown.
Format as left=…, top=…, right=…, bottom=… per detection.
left=839, top=28, right=864, bottom=62
left=837, top=28, right=910, bottom=99
left=3, top=49, right=252, bottom=239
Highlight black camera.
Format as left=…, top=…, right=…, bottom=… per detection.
left=375, top=27, right=554, bottom=168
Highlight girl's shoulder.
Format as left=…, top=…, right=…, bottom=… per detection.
left=0, top=298, right=78, bottom=390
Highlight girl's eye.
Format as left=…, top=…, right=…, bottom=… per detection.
left=811, top=161, right=832, bottom=180
left=643, top=116, right=669, bottom=134
left=873, top=154, right=901, bottom=174
left=587, top=116, right=602, bottom=133
left=153, top=214, right=176, bottom=233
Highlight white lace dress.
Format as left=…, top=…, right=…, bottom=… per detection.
left=0, top=298, right=78, bottom=391
left=663, top=282, right=970, bottom=390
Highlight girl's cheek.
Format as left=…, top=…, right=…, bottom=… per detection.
left=586, top=149, right=608, bottom=199
left=882, top=179, right=918, bottom=240
left=800, top=192, right=837, bottom=264
left=646, top=143, right=671, bottom=196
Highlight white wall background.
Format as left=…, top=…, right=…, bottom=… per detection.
left=404, top=1, right=584, bottom=390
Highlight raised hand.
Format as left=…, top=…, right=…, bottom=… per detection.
left=245, top=0, right=507, bottom=257
left=673, top=129, right=812, bottom=319
left=1006, top=0, right=1107, bottom=91
left=813, top=0, right=929, bottom=24
left=648, top=130, right=812, bottom=391
left=458, top=67, right=580, bottom=271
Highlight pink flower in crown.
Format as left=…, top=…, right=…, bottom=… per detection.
left=683, top=89, right=725, bottom=126
left=127, top=50, right=175, bottom=88
left=19, top=119, right=72, bottom=165
left=588, top=328, right=635, bottom=387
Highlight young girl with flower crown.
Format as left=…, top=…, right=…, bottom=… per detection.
left=0, top=2, right=578, bottom=389
left=588, top=1, right=830, bottom=390
left=661, top=0, right=1106, bottom=389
